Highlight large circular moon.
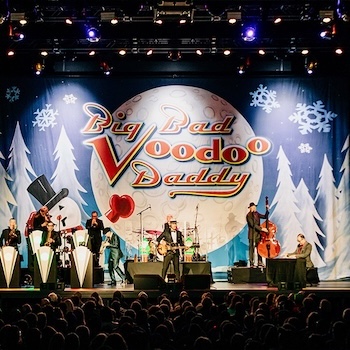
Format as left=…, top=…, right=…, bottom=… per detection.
left=90, top=85, right=264, bottom=254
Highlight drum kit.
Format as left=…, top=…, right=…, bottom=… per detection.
left=132, top=226, right=199, bottom=262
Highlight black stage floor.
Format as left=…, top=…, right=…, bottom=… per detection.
left=1, top=280, right=350, bottom=307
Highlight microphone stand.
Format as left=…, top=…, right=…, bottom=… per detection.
left=137, top=205, right=151, bottom=261
left=193, top=205, right=200, bottom=261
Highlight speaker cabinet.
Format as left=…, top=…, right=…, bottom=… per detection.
left=134, top=274, right=166, bottom=290
left=183, top=274, right=211, bottom=290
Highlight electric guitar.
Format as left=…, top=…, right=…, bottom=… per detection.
left=157, top=242, right=200, bottom=256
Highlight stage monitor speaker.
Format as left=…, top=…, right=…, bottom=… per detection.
left=183, top=274, right=211, bottom=290
left=134, top=274, right=166, bottom=290
left=40, top=282, right=56, bottom=291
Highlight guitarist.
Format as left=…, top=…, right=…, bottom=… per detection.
left=157, top=218, right=184, bottom=282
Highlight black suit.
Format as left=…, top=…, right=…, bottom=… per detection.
left=40, top=230, right=61, bottom=251
left=157, top=227, right=183, bottom=281
left=86, top=218, right=104, bottom=265
left=0, top=228, right=21, bottom=250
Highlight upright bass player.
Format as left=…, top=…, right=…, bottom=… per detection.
left=246, top=201, right=269, bottom=268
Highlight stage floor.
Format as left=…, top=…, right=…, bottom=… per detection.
left=1, top=280, right=350, bottom=305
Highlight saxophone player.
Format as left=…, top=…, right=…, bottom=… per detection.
left=40, top=221, right=61, bottom=251
left=0, top=218, right=21, bottom=251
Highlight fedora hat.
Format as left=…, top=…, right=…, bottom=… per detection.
left=248, top=202, right=257, bottom=208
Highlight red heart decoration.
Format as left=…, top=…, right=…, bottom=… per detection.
left=105, top=194, right=135, bottom=223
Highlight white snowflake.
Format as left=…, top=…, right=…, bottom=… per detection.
left=33, top=104, right=59, bottom=131
left=288, top=100, right=337, bottom=135
left=63, top=94, right=77, bottom=104
left=298, top=143, right=313, bottom=153
left=249, top=84, right=280, bottom=113
left=5, top=86, right=20, bottom=103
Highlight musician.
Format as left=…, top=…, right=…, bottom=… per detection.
left=287, top=233, right=314, bottom=287
left=86, top=211, right=104, bottom=266
left=246, top=202, right=269, bottom=268
left=0, top=218, right=21, bottom=250
left=156, top=218, right=184, bottom=282
left=40, top=222, right=61, bottom=251
left=33, top=205, right=51, bottom=231
left=102, top=228, right=126, bottom=286
left=164, top=214, right=173, bottom=231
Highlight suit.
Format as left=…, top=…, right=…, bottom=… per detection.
left=106, top=232, right=125, bottom=283
left=86, top=218, right=104, bottom=264
left=0, top=228, right=21, bottom=250
left=157, top=227, right=184, bottom=281
left=288, top=241, right=314, bottom=287
left=40, top=230, right=61, bottom=251
left=246, top=210, right=268, bottom=266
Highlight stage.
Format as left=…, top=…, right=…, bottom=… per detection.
left=1, top=278, right=350, bottom=309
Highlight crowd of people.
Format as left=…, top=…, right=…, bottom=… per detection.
left=0, top=288, right=350, bottom=350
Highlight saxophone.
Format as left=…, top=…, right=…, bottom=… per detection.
left=7, top=228, right=18, bottom=246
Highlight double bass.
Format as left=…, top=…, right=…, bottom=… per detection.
left=257, top=196, right=281, bottom=258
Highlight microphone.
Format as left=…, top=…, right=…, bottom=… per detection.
left=196, top=203, right=199, bottom=210
left=149, top=204, right=151, bottom=210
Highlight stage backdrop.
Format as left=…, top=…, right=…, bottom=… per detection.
left=0, top=77, right=349, bottom=281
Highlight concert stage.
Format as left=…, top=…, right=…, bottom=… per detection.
left=1, top=276, right=350, bottom=311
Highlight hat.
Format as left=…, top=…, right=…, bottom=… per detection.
left=170, top=218, right=177, bottom=223
left=27, top=174, right=69, bottom=210
left=248, top=202, right=257, bottom=208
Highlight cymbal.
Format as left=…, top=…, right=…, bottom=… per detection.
left=132, top=229, right=142, bottom=233
left=146, top=230, right=162, bottom=235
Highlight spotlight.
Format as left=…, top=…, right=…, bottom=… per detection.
left=227, top=11, right=241, bottom=24
left=9, top=25, right=25, bottom=41
left=305, top=60, right=317, bottom=75
left=86, top=26, right=100, bottom=42
left=34, top=61, right=45, bottom=75
left=100, top=61, right=112, bottom=76
left=320, top=24, right=336, bottom=40
left=168, top=50, right=182, bottom=61
left=242, top=25, right=256, bottom=42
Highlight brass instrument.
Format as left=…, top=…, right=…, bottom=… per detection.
left=7, top=228, right=18, bottom=246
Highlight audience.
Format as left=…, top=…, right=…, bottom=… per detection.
left=0, top=287, right=349, bottom=350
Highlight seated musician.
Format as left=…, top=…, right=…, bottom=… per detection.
left=286, top=233, right=314, bottom=287
left=40, top=222, right=61, bottom=251
left=156, top=218, right=184, bottom=282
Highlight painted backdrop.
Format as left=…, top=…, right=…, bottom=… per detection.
left=0, top=77, right=349, bottom=280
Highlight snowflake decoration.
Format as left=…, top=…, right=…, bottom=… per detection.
left=33, top=104, right=59, bottom=131
left=298, top=143, right=313, bottom=153
left=288, top=100, right=337, bottom=135
left=63, top=94, right=77, bottom=104
left=249, top=84, right=280, bottom=113
left=5, top=86, right=20, bottom=103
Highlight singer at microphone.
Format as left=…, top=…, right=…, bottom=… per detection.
left=33, top=205, right=51, bottom=231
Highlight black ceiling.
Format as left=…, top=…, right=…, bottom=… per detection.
left=1, top=0, right=350, bottom=75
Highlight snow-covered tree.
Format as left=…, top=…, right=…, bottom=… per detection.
left=51, top=126, right=89, bottom=223
left=295, top=178, right=325, bottom=268
left=7, top=122, right=37, bottom=267
left=270, top=146, right=302, bottom=254
left=330, top=135, right=350, bottom=279
left=314, top=154, right=338, bottom=279
left=0, top=151, right=17, bottom=225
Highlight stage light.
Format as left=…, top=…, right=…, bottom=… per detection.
left=7, top=50, right=15, bottom=56
left=319, top=23, right=336, bottom=40
left=10, top=12, right=27, bottom=25
left=9, top=25, right=25, bottom=42
left=146, top=49, right=153, bottom=56
left=319, top=10, right=334, bottom=23
left=118, top=49, right=127, bottom=56
left=301, top=49, right=309, bottom=55
left=100, top=61, right=112, bottom=76
left=196, top=49, right=203, bottom=56
left=223, top=49, right=231, bottom=56
left=168, top=50, right=182, bottom=61
left=40, top=51, right=48, bottom=57
left=86, top=26, right=100, bottom=42
left=227, top=11, right=241, bottom=24
left=335, top=48, right=343, bottom=55
left=258, top=49, right=266, bottom=55
left=273, top=17, right=282, bottom=24
left=88, top=50, right=96, bottom=56
left=65, top=18, right=73, bottom=25
left=100, top=11, right=118, bottom=25
left=305, top=60, right=317, bottom=75
left=242, top=25, right=256, bottom=42
left=34, top=61, right=45, bottom=75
